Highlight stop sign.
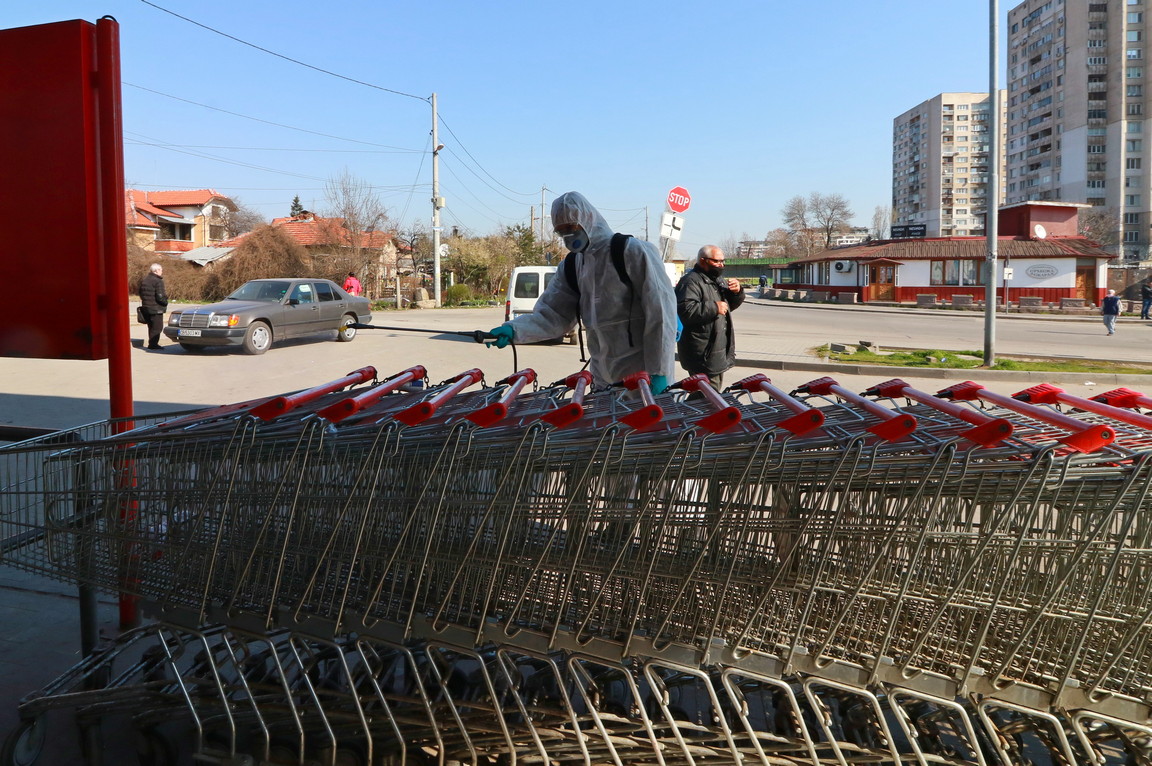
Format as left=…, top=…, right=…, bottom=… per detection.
left=666, top=186, right=691, bottom=214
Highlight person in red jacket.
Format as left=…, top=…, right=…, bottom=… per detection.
left=342, top=272, right=362, bottom=296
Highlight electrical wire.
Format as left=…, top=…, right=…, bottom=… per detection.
left=124, top=83, right=408, bottom=148
left=139, top=1, right=428, bottom=102
left=438, top=115, right=535, bottom=198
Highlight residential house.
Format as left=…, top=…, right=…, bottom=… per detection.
left=126, top=189, right=236, bottom=254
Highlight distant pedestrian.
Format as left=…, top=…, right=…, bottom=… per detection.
left=676, top=245, right=745, bottom=392
left=343, top=272, right=362, bottom=296
left=758, top=274, right=768, bottom=289
left=1141, top=279, right=1152, bottom=319
left=139, top=263, right=168, bottom=350
left=1102, top=289, right=1121, bottom=335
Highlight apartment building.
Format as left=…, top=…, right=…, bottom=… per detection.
left=892, top=93, right=1006, bottom=238
left=1006, top=0, right=1148, bottom=260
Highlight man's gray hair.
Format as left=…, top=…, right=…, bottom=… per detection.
left=149, top=263, right=163, bottom=274
left=697, top=245, right=722, bottom=261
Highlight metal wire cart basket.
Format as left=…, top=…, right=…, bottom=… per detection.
left=4, top=364, right=1152, bottom=765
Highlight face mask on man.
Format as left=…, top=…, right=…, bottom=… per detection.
left=704, top=263, right=724, bottom=279
left=560, top=226, right=590, bottom=253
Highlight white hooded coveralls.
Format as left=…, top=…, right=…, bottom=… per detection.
left=507, top=192, right=677, bottom=388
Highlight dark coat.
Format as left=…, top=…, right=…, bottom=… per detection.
left=140, top=272, right=168, bottom=315
left=675, top=266, right=745, bottom=376
left=1102, top=295, right=1121, bottom=315
left=1141, top=283, right=1152, bottom=301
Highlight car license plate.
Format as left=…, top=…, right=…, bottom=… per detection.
left=180, top=329, right=202, bottom=337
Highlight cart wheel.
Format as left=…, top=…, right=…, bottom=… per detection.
left=134, top=727, right=177, bottom=766
left=1, top=718, right=46, bottom=766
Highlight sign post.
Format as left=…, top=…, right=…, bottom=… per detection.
left=661, top=186, right=691, bottom=260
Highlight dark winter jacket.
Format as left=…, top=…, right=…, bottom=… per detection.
left=140, top=272, right=168, bottom=315
left=1102, top=294, right=1121, bottom=316
left=675, top=266, right=745, bottom=376
left=1141, top=283, right=1152, bottom=301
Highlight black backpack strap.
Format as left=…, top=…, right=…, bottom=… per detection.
left=610, top=233, right=633, bottom=291
left=610, top=233, right=635, bottom=347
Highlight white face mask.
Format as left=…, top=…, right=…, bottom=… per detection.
left=561, top=226, right=590, bottom=253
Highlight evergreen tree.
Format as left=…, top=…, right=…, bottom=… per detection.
left=290, top=195, right=304, bottom=217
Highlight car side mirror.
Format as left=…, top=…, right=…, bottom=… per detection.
left=288, top=298, right=300, bottom=306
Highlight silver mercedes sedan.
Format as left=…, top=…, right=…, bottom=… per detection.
left=164, top=278, right=373, bottom=355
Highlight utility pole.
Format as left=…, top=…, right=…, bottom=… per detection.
left=983, top=0, right=999, bottom=365
left=540, top=186, right=547, bottom=246
left=431, top=92, right=444, bottom=307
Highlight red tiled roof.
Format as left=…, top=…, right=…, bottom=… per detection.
left=140, top=189, right=231, bottom=207
left=264, top=215, right=395, bottom=248
left=125, top=189, right=235, bottom=229
left=791, top=236, right=1114, bottom=264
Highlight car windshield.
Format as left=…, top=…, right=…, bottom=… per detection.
left=227, top=281, right=291, bottom=302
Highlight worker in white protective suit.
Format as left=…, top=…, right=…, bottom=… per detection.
left=484, top=191, right=677, bottom=393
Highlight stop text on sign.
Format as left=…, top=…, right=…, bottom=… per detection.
left=667, top=186, right=691, bottom=214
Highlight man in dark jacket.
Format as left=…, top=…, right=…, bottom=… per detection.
left=675, top=245, right=744, bottom=391
left=1141, top=279, right=1152, bottom=320
left=139, top=262, right=168, bottom=350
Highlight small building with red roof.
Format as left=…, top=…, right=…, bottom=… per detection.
left=126, top=189, right=236, bottom=254
left=787, top=202, right=1114, bottom=305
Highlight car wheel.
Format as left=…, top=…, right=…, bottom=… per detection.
left=243, top=321, right=272, bottom=355
left=337, top=314, right=358, bottom=342
left=179, top=342, right=204, bottom=353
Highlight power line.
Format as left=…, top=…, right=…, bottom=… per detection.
left=124, top=83, right=407, bottom=148
left=438, top=115, right=535, bottom=198
left=128, top=143, right=424, bottom=154
left=139, top=0, right=428, bottom=102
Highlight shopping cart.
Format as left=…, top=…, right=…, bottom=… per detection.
left=4, top=366, right=1152, bottom=765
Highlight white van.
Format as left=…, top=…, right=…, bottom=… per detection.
left=504, top=266, right=557, bottom=322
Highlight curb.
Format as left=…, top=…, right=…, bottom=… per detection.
left=734, top=356, right=1152, bottom=386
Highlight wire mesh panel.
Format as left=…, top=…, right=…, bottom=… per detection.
left=7, top=368, right=1152, bottom=764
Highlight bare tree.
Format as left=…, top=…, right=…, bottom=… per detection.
left=222, top=196, right=267, bottom=238
left=1079, top=206, right=1121, bottom=253
left=718, top=234, right=741, bottom=258
left=810, top=193, right=854, bottom=249
left=871, top=204, right=891, bottom=241
left=322, top=169, right=392, bottom=297
left=780, top=195, right=820, bottom=257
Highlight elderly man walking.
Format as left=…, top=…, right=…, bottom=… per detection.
left=675, top=245, right=745, bottom=392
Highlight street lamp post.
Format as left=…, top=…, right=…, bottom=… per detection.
left=983, top=0, right=1000, bottom=365
left=431, top=92, right=444, bottom=307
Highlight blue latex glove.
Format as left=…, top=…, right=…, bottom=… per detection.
left=650, top=374, right=668, bottom=395
left=486, top=324, right=515, bottom=349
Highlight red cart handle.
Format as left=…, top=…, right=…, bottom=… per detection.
left=796, top=376, right=917, bottom=442
left=316, top=366, right=426, bottom=424
left=617, top=372, right=664, bottom=429
left=1091, top=387, right=1152, bottom=410
left=937, top=381, right=1114, bottom=453
left=864, top=378, right=1013, bottom=448
left=1015, top=383, right=1152, bottom=433
left=732, top=373, right=824, bottom=436
left=466, top=369, right=537, bottom=428
left=394, top=368, right=484, bottom=427
left=540, top=371, right=593, bottom=429
left=677, top=375, right=742, bottom=433
left=251, top=366, right=377, bottom=421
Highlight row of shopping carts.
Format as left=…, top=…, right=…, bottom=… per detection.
left=4, top=363, right=1152, bottom=764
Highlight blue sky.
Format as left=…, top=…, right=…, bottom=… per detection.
left=9, top=2, right=1003, bottom=253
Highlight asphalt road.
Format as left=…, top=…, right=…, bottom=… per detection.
left=1, top=299, right=1145, bottom=432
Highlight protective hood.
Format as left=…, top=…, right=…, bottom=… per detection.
left=551, top=192, right=614, bottom=251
